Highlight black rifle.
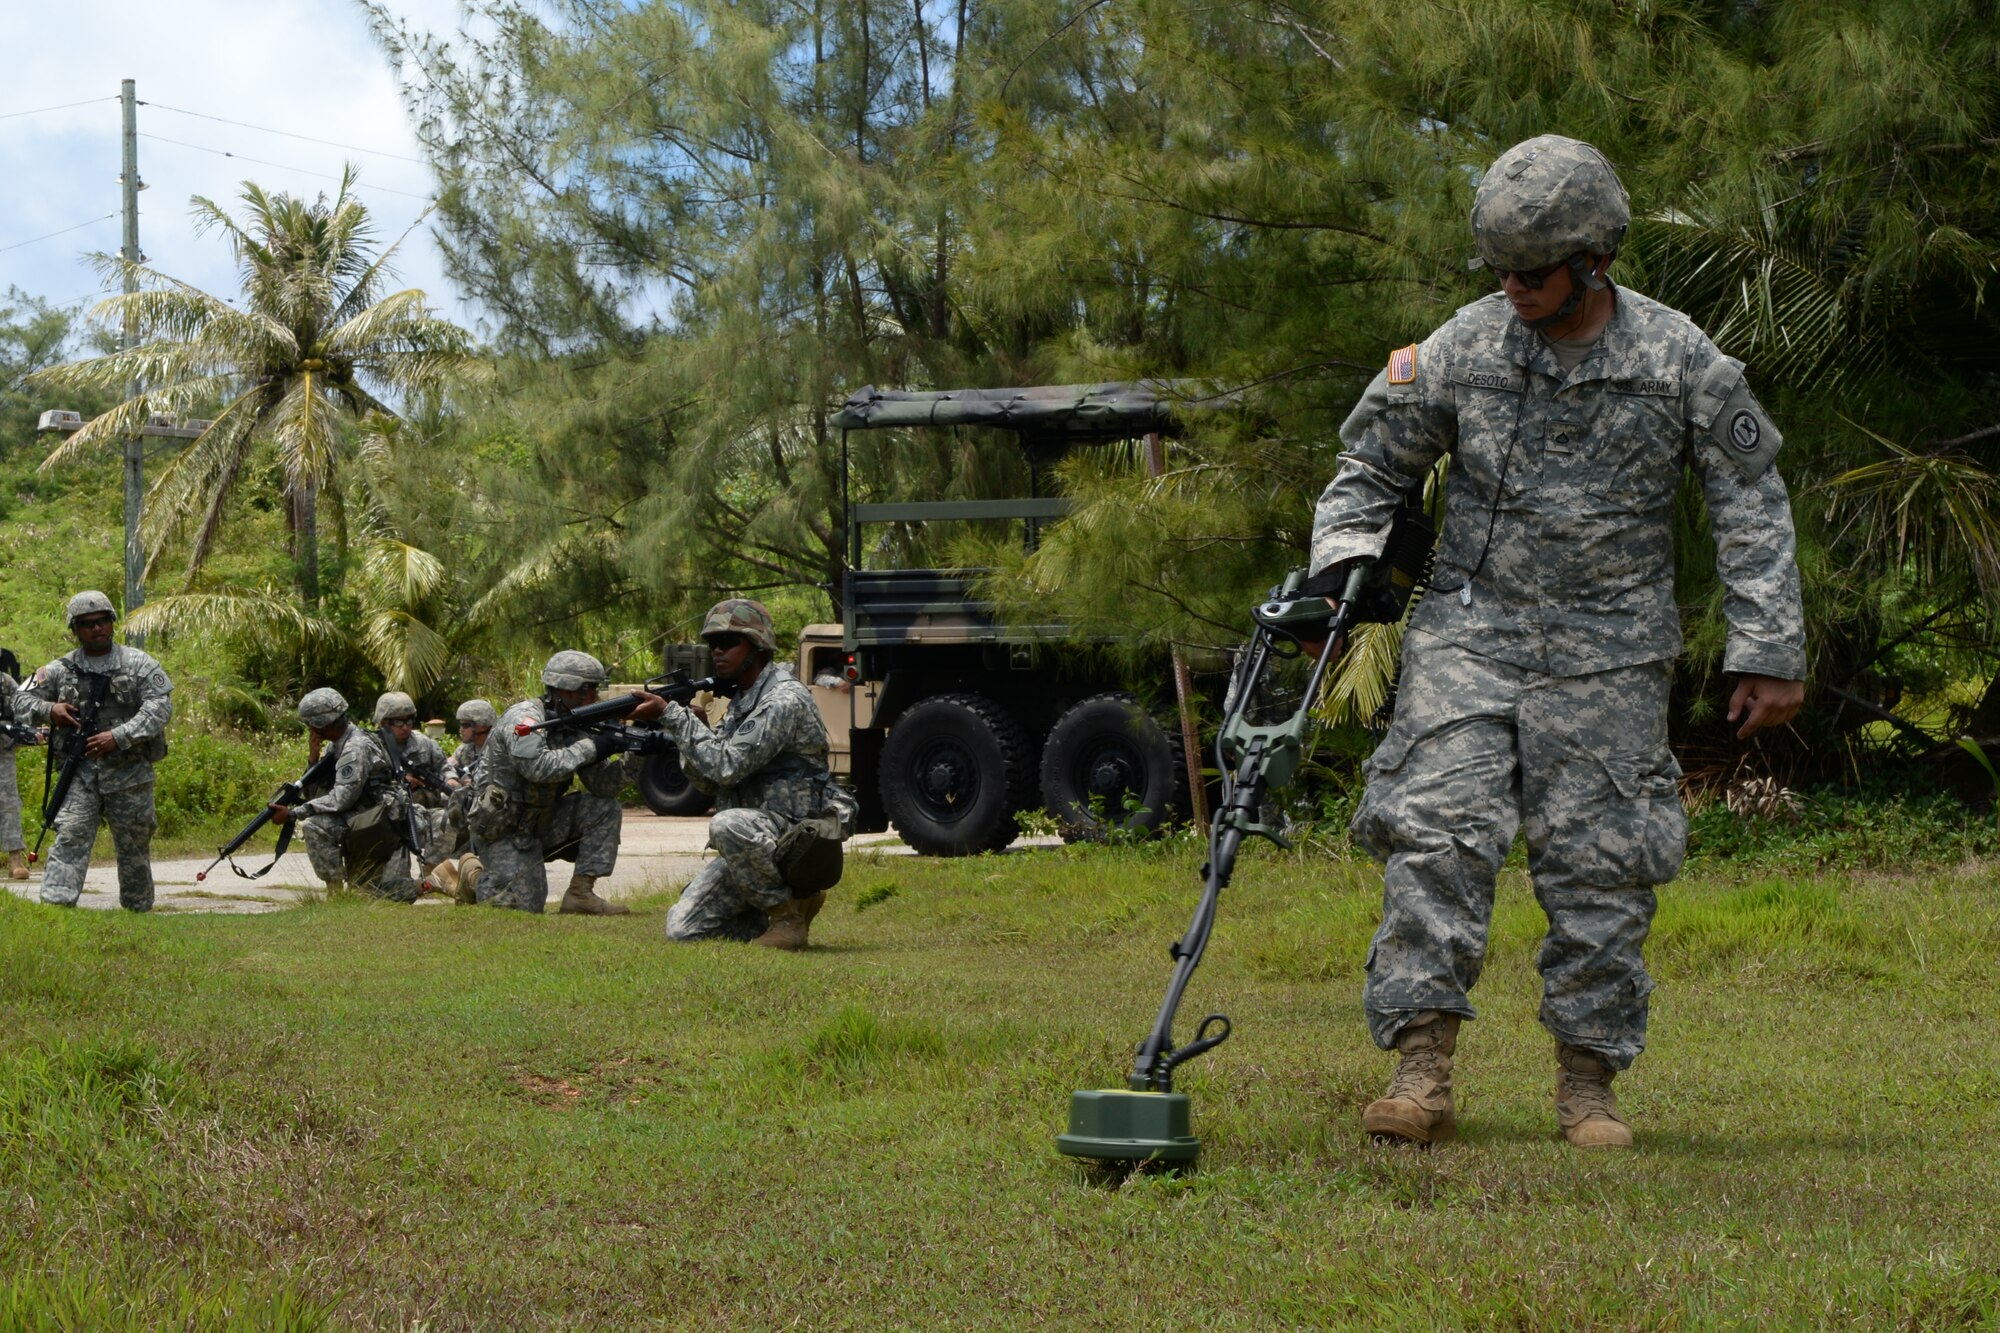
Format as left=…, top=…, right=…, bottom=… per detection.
left=375, top=729, right=427, bottom=854
left=511, top=670, right=721, bottom=738
left=30, top=672, right=110, bottom=865
left=1, top=720, right=48, bottom=747
left=194, top=747, right=342, bottom=881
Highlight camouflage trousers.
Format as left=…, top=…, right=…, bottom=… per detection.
left=299, top=812, right=418, bottom=903
left=664, top=808, right=792, bottom=942
left=1349, top=630, right=1685, bottom=1070
left=0, top=751, right=23, bottom=852
left=476, top=791, right=621, bottom=913
left=42, top=778, right=156, bottom=911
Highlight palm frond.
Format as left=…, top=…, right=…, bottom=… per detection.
left=359, top=608, right=453, bottom=695
left=125, top=590, right=349, bottom=654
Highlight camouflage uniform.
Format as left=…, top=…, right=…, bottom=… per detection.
left=13, top=645, right=173, bottom=910
left=439, top=716, right=491, bottom=862
left=662, top=661, right=853, bottom=942
left=471, top=698, right=626, bottom=913
left=0, top=674, right=24, bottom=856
left=1314, top=250, right=1805, bottom=1067
left=293, top=725, right=418, bottom=902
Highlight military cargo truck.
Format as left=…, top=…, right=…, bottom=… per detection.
left=807, top=382, right=1211, bottom=857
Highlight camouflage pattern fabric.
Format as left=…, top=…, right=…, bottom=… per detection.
left=663, top=807, right=790, bottom=942
left=661, top=663, right=855, bottom=941
left=0, top=674, right=22, bottom=853
left=700, top=598, right=778, bottom=652
left=473, top=789, right=621, bottom=912
left=444, top=735, right=487, bottom=790
left=293, top=725, right=415, bottom=900
left=1349, top=631, right=1680, bottom=1069
left=387, top=729, right=450, bottom=809
left=1469, top=135, right=1629, bottom=273
left=474, top=697, right=626, bottom=912
left=1310, top=288, right=1806, bottom=681
left=39, top=784, right=158, bottom=910
left=15, top=645, right=173, bottom=910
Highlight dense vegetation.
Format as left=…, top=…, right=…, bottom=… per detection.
left=9, top=1, right=1999, bottom=799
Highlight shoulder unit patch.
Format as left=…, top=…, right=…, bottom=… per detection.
left=1386, top=344, right=1417, bottom=385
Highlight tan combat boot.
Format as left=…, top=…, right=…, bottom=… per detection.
left=1555, top=1044, right=1635, bottom=1149
left=425, top=860, right=461, bottom=898
left=1362, top=1011, right=1460, bottom=1144
left=751, top=891, right=826, bottom=951
left=8, top=850, right=27, bottom=880
left=558, top=873, right=631, bottom=916
left=456, top=856, right=483, bottom=906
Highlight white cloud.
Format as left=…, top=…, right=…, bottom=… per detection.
left=0, top=0, right=485, bottom=335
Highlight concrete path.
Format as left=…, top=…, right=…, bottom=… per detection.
left=2, top=812, right=1025, bottom=914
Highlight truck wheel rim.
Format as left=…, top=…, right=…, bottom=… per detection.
left=913, top=740, right=979, bottom=822
left=1076, top=738, right=1143, bottom=813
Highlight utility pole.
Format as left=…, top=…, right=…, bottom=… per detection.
left=119, top=78, right=145, bottom=645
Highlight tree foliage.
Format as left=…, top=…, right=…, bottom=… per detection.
left=371, top=0, right=2000, bottom=759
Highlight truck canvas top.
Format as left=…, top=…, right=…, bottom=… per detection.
left=832, top=381, right=1222, bottom=445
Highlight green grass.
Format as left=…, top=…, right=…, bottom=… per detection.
left=0, top=841, right=1996, bottom=1328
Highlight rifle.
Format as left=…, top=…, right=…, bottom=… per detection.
left=511, top=669, right=721, bottom=738
left=374, top=729, right=427, bottom=855
left=29, top=671, right=110, bottom=865
left=1, top=720, right=48, bottom=747
left=193, top=747, right=341, bottom=882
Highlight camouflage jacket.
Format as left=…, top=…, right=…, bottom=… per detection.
left=1311, top=287, right=1806, bottom=680
left=444, top=736, right=487, bottom=790
left=481, top=698, right=625, bottom=833
left=13, top=644, right=174, bottom=792
left=0, top=673, right=15, bottom=753
left=664, top=663, right=852, bottom=827
left=295, top=725, right=406, bottom=819
left=386, top=729, right=449, bottom=803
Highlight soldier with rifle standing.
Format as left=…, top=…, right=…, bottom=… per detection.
left=12, top=592, right=173, bottom=911
left=271, top=687, right=419, bottom=902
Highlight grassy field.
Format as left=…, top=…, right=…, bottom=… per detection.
left=1, top=836, right=1997, bottom=1330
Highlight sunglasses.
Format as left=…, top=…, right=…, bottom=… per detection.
left=73, top=615, right=115, bottom=631
left=1495, top=259, right=1569, bottom=290
left=707, top=633, right=748, bottom=651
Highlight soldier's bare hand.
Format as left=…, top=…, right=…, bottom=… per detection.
left=630, top=694, right=668, bottom=723
left=83, top=730, right=119, bottom=758
left=1728, top=675, right=1805, bottom=739
left=269, top=804, right=293, bottom=824
left=49, top=702, right=79, bottom=729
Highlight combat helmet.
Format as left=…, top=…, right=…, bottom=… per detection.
left=541, top=650, right=609, bottom=693
left=700, top=598, right=777, bottom=654
left=298, top=687, right=349, bottom=730
left=373, top=691, right=419, bottom=725
left=1470, top=135, right=1629, bottom=326
left=455, top=698, right=498, bottom=727
left=65, top=590, right=117, bottom=626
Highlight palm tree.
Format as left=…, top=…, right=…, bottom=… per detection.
left=30, top=167, right=475, bottom=607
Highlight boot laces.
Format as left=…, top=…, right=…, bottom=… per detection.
left=1387, top=1048, right=1445, bottom=1099
left=1562, top=1067, right=1619, bottom=1119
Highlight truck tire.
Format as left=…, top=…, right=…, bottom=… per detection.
left=880, top=693, right=1033, bottom=856
left=1040, top=693, right=1183, bottom=842
left=636, top=748, right=712, bottom=817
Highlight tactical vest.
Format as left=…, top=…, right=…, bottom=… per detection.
left=56, top=647, right=167, bottom=767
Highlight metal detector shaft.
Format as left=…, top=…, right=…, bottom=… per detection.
left=1127, top=584, right=1360, bottom=1093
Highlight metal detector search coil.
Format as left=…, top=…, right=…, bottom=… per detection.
left=1057, top=564, right=1369, bottom=1168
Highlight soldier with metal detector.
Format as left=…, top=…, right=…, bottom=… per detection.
left=271, top=688, right=419, bottom=902
left=12, top=593, right=173, bottom=911
left=661, top=599, right=856, bottom=951
left=1310, top=135, right=1806, bottom=1149
left=468, top=651, right=656, bottom=915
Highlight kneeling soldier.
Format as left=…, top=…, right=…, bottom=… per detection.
left=661, top=599, right=855, bottom=949
left=273, top=688, right=417, bottom=902
left=469, top=651, right=658, bottom=914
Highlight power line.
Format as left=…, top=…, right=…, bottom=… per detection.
left=138, top=132, right=436, bottom=201
left=0, top=96, right=116, bottom=122
left=141, top=100, right=430, bottom=165
left=0, top=213, right=118, bottom=254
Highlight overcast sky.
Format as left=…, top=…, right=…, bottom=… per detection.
left=0, top=0, right=484, bottom=337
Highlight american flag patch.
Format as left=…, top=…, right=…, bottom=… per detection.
left=1387, top=344, right=1417, bottom=384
